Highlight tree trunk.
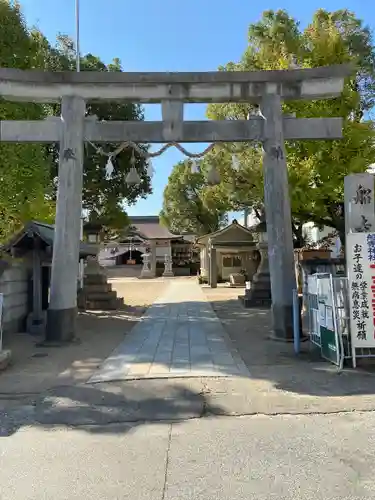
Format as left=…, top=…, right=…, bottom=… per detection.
left=337, top=224, right=346, bottom=250
left=292, top=222, right=305, bottom=248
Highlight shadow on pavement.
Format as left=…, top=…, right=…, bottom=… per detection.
left=0, top=381, right=223, bottom=438
left=208, top=295, right=375, bottom=398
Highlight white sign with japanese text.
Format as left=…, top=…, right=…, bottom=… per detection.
left=345, top=174, right=375, bottom=234
left=347, top=232, right=375, bottom=348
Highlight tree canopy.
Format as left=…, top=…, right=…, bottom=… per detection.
left=0, top=0, right=55, bottom=241
left=203, top=8, right=375, bottom=245
left=160, top=160, right=228, bottom=235
left=0, top=0, right=151, bottom=241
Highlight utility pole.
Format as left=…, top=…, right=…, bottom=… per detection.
left=75, top=0, right=85, bottom=289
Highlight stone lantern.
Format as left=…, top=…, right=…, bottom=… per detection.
left=254, top=221, right=269, bottom=276
left=84, top=222, right=102, bottom=244
left=140, top=251, right=153, bottom=279
left=242, top=221, right=271, bottom=307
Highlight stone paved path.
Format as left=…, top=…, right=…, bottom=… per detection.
left=88, top=280, right=250, bottom=382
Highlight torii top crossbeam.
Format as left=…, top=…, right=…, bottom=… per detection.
left=0, top=64, right=352, bottom=102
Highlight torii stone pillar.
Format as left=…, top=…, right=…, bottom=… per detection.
left=0, top=65, right=352, bottom=342
left=261, top=92, right=296, bottom=340
left=47, top=96, right=85, bottom=341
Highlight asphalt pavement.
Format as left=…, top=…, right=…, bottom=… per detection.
left=0, top=410, right=374, bottom=500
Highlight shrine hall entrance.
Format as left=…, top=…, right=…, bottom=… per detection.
left=118, top=250, right=143, bottom=265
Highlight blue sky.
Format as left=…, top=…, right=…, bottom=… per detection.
left=20, top=0, right=375, bottom=217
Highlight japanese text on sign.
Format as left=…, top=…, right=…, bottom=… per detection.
left=350, top=243, right=369, bottom=340
left=353, top=184, right=372, bottom=205
left=347, top=233, right=375, bottom=349
left=368, top=233, right=375, bottom=337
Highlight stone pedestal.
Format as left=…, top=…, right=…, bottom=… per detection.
left=77, top=256, right=123, bottom=310
left=241, top=243, right=271, bottom=307
left=162, top=255, right=174, bottom=277
left=84, top=255, right=104, bottom=276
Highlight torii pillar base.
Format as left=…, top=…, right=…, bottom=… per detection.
left=46, top=308, right=78, bottom=344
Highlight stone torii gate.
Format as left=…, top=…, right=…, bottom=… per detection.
left=0, top=64, right=351, bottom=342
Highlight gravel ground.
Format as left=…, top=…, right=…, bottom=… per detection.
left=0, top=279, right=169, bottom=401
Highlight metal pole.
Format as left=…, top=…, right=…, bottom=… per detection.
left=293, top=289, right=300, bottom=355
left=75, top=0, right=80, bottom=72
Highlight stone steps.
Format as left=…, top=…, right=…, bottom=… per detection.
left=83, top=283, right=112, bottom=293
left=84, top=273, right=108, bottom=285
left=84, top=297, right=123, bottom=311
left=78, top=260, right=123, bottom=311
left=83, top=290, right=117, bottom=301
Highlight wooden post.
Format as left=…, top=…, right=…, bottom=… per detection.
left=27, top=236, right=45, bottom=335
left=149, top=241, right=157, bottom=277
left=45, top=96, right=85, bottom=342
left=209, top=245, right=217, bottom=288
left=261, top=92, right=296, bottom=340
left=32, top=240, right=42, bottom=319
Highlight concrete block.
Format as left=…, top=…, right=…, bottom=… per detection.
left=3, top=303, right=28, bottom=323
left=0, top=266, right=27, bottom=283
left=0, top=349, right=12, bottom=371
left=3, top=291, right=28, bottom=309
left=0, top=280, right=27, bottom=295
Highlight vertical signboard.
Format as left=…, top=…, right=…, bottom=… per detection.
left=316, top=274, right=340, bottom=366
left=344, top=174, right=375, bottom=234
left=347, top=233, right=375, bottom=366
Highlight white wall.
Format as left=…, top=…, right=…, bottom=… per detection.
left=302, top=222, right=341, bottom=257
left=200, top=247, right=208, bottom=277
left=0, top=263, right=29, bottom=334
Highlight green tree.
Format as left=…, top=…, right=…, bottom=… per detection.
left=160, top=160, right=228, bottom=235
left=31, top=32, right=152, bottom=233
left=0, top=0, right=55, bottom=241
left=207, top=9, right=375, bottom=245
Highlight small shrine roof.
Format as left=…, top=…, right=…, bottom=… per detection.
left=2, top=221, right=96, bottom=258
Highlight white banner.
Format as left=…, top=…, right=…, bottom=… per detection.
left=307, top=275, right=318, bottom=295
left=347, top=233, right=375, bottom=348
